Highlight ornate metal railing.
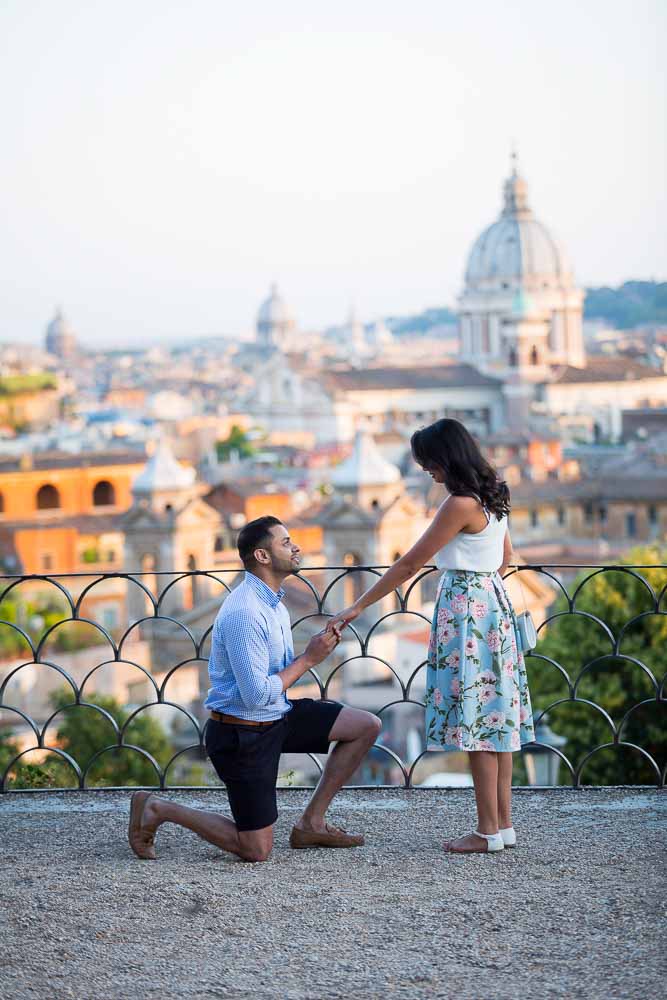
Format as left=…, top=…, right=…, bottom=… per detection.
left=0, top=563, right=665, bottom=791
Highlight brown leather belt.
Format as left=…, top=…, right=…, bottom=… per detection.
left=209, top=710, right=274, bottom=728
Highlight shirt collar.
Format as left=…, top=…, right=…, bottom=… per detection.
left=245, top=571, right=285, bottom=609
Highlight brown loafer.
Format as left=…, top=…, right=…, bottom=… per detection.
left=289, top=823, right=365, bottom=849
left=128, top=791, right=157, bottom=860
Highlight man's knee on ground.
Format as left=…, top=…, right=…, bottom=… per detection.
left=240, top=844, right=272, bottom=863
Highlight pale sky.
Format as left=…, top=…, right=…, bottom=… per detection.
left=1, top=0, right=665, bottom=347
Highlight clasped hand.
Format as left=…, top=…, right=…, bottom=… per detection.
left=325, top=603, right=362, bottom=635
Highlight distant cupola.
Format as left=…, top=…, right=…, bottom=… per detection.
left=330, top=428, right=402, bottom=511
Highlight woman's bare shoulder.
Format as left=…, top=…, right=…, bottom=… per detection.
left=436, top=494, right=480, bottom=518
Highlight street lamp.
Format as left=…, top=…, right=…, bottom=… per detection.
left=523, top=715, right=567, bottom=786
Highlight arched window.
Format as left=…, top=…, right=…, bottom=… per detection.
left=36, top=484, right=61, bottom=510
left=0, top=491, right=4, bottom=514
left=214, top=535, right=225, bottom=553
left=530, top=346, right=539, bottom=366
left=93, top=480, right=116, bottom=506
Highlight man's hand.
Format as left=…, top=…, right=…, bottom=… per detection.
left=304, top=626, right=341, bottom=667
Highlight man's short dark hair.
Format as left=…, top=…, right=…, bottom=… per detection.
left=237, top=516, right=284, bottom=570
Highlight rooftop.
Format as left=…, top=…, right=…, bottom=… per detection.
left=1, top=787, right=664, bottom=1000
left=550, top=357, right=665, bottom=383
left=325, top=364, right=501, bottom=391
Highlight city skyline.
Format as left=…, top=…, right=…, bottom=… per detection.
left=2, top=0, right=665, bottom=347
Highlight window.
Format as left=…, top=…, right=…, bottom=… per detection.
left=648, top=505, right=658, bottom=525
left=557, top=506, right=565, bottom=525
left=625, top=512, right=637, bottom=538
left=37, top=484, right=61, bottom=510
left=93, top=480, right=116, bottom=506
left=0, top=492, right=4, bottom=513
left=530, top=509, right=539, bottom=528
left=583, top=501, right=594, bottom=524
left=101, top=607, right=118, bottom=630
left=214, top=535, right=225, bottom=552
left=42, top=553, right=53, bottom=571
left=530, top=346, right=539, bottom=366
left=598, top=504, right=608, bottom=523
left=106, top=550, right=116, bottom=563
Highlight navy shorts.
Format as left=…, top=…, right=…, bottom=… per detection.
left=204, top=698, right=344, bottom=832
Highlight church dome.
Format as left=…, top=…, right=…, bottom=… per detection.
left=45, top=307, right=77, bottom=357
left=464, top=161, right=572, bottom=289
left=46, top=307, right=74, bottom=340
left=257, top=284, right=291, bottom=326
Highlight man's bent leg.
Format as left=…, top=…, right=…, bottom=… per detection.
left=136, top=796, right=274, bottom=862
left=296, top=706, right=381, bottom=834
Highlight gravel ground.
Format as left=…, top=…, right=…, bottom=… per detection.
left=1, top=787, right=665, bottom=1000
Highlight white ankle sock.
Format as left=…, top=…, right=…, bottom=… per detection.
left=474, top=830, right=504, bottom=852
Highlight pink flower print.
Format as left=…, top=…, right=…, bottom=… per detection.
left=486, top=628, right=501, bottom=652
left=450, top=678, right=461, bottom=698
left=464, top=636, right=478, bottom=657
left=520, top=705, right=530, bottom=724
left=433, top=687, right=443, bottom=707
left=510, top=636, right=518, bottom=656
left=478, top=670, right=496, bottom=685
left=510, top=730, right=521, bottom=750
left=471, top=599, right=488, bottom=620
left=503, top=658, right=515, bottom=678
left=511, top=692, right=520, bottom=711
left=445, top=726, right=463, bottom=745
left=446, top=649, right=461, bottom=669
left=440, top=623, right=459, bottom=644
left=483, top=710, right=506, bottom=729
left=479, top=684, right=496, bottom=705
left=480, top=576, right=494, bottom=592
left=450, top=593, right=468, bottom=614
left=478, top=739, right=496, bottom=751
left=437, top=607, right=453, bottom=628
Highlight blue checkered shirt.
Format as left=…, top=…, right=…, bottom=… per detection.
left=204, top=572, right=293, bottom=721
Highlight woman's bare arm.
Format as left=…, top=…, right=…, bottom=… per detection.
left=498, top=529, right=514, bottom=578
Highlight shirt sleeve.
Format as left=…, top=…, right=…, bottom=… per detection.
left=221, top=610, right=284, bottom=709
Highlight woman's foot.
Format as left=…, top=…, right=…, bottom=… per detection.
left=443, top=831, right=504, bottom=854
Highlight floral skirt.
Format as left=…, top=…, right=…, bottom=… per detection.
left=425, top=570, right=535, bottom=752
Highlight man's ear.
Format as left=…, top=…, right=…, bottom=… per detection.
left=254, top=547, right=270, bottom=565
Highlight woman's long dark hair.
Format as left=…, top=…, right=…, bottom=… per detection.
left=410, top=418, right=510, bottom=520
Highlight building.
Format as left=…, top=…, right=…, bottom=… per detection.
left=256, top=284, right=296, bottom=350
left=0, top=450, right=147, bottom=575
left=459, top=155, right=585, bottom=379
left=44, top=308, right=78, bottom=360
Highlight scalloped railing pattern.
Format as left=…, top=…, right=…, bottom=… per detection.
left=1, top=564, right=665, bottom=790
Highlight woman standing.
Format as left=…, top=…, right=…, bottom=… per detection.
left=328, top=418, right=535, bottom=854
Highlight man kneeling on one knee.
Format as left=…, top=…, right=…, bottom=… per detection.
left=128, top=516, right=382, bottom=863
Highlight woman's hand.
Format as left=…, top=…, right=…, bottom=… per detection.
left=327, top=604, right=362, bottom=632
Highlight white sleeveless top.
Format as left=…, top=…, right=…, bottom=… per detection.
left=434, top=499, right=507, bottom=572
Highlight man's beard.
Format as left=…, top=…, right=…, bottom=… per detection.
left=271, top=554, right=301, bottom=575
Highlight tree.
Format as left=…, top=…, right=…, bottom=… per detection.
left=528, top=546, right=666, bottom=785
left=5, top=690, right=174, bottom=789
left=215, top=425, right=256, bottom=462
